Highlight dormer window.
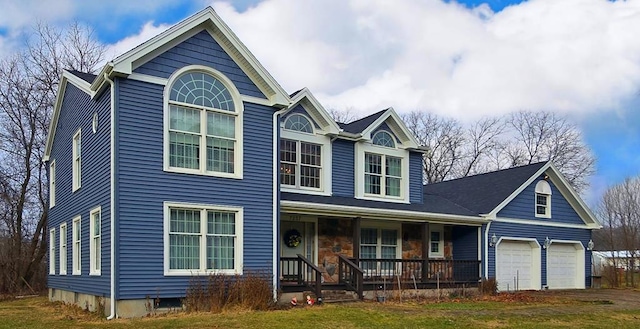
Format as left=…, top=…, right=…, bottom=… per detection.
left=280, top=113, right=331, bottom=195
left=535, top=180, right=552, bottom=218
left=372, top=131, right=395, bottom=148
left=355, top=130, right=409, bottom=203
left=284, top=114, right=313, bottom=133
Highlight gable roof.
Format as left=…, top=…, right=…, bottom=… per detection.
left=423, top=161, right=601, bottom=228
left=69, top=70, right=97, bottom=83
left=339, top=109, right=387, bottom=134
left=285, top=88, right=341, bottom=135
left=93, top=6, right=290, bottom=108
left=423, top=162, right=547, bottom=215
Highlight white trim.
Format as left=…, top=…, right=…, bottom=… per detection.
left=281, top=200, right=488, bottom=225
left=163, top=201, right=244, bottom=276
left=494, top=216, right=599, bottom=229
left=72, top=215, right=82, bottom=275
left=109, top=7, right=290, bottom=107
left=280, top=215, right=318, bottom=265
left=534, top=181, right=552, bottom=218
left=49, top=228, right=56, bottom=275
left=287, top=88, right=341, bottom=135
left=360, top=108, right=419, bottom=149
left=477, top=226, right=482, bottom=278
left=495, top=237, right=542, bottom=291
left=163, top=65, right=244, bottom=179
left=428, top=224, right=444, bottom=258
left=242, top=95, right=272, bottom=107
left=104, top=73, right=117, bottom=320
left=59, top=223, right=67, bottom=275
left=127, top=72, right=168, bottom=86
left=359, top=221, right=403, bottom=276
left=272, top=107, right=288, bottom=301
left=72, top=128, right=82, bottom=192
left=546, top=240, right=585, bottom=289
left=280, top=129, right=332, bottom=196
left=89, top=206, right=102, bottom=276
left=483, top=162, right=601, bottom=228
left=49, top=160, right=56, bottom=208
left=484, top=222, right=491, bottom=279
left=355, top=142, right=410, bottom=203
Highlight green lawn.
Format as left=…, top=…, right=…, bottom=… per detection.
left=1, top=293, right=639, bottom=329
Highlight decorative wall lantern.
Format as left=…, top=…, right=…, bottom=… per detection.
left=587, top=239, right=594, bottom=251
left=489, top=233, right=498, bottom=247
left=543, top=236, right=551, bottom=249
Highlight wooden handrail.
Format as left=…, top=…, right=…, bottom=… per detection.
left=337, top=254, right=364, bottom=299
left=296, top=254, right=323, bottom=301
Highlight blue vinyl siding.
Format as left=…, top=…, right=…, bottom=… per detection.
left=283, top=105, right=321, bottom=129
left=486, top=222, right=592, bottom=288
left=409, top=152, right=423, bottom=204
left=47, top=83, right=111, bottom=297
left=332, top=140, right=355, bottom=197
left=498, top=178, right=584, bottom=225
left=115, top=78, right=275, bottom=299
left=134, top=30, right=265, bottom=99
left=452, top=226, right=478, bottom=260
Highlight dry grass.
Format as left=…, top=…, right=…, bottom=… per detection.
left=2, top=290, right=640, bottom=328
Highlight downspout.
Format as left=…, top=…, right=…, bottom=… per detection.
left=484, top=221, right=492, bottom=280
left=272, top=107, right=288, bottom=301
left=103, top=73, right=117, bottom=320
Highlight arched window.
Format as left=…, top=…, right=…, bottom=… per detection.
left=284, top=114, right=313, bottom=133
left=372, top=131, right=396, bottom=148
left=166, top=68, right=241, bottom=177
left=535, top=180, right=552, bottom=218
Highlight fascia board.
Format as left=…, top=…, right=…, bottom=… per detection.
left=281, top=200, right=488, bottom=225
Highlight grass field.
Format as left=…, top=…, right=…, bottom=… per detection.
left=1, top=290, right=640, bottom=329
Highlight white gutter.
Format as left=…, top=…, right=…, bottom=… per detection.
left=272, top=107, right=288, bottom=301
left=484, top=221, right=492, bottom=280
left=281, top=201, right=488, bottom=225
left=103, top=73, right=117, bottom=320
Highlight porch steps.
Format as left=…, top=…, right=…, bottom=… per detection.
left=316, top=289, right=360, bottom=304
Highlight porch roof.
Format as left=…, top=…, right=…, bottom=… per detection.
left=281, top=192, right=484, bottom=224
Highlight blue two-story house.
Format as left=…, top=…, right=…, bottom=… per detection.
left=44, top=7, right=600, bottom=318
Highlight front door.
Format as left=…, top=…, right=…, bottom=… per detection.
left=281, top=220, right=316, bottom=277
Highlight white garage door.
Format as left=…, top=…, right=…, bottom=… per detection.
left=547, top=243, right=584, bottom=289
left=496, top=240, right=540, bottom=291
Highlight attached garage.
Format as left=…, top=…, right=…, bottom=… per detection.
left=546, top=241, right=585, bottom=289
left=496, top=239, right=541, bottom=291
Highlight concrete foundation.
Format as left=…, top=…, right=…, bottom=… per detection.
left=48, top=288, right=168, bottom=318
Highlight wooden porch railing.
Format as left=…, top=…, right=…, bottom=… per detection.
left=337, top=254, right=364, bottom=299
left=280, top=254, right=323, bottom=300
left=357, top=259, right=480, bottom=283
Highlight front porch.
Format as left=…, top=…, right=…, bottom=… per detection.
left=279, top=215, right=482, bottom=300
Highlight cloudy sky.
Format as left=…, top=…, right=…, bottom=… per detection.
left=1, top=0, right=638, bottom=205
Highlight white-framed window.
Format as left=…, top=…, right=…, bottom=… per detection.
left=72, top=215, right=81, bottom=275
left=49, top=228, right=56, bottom=275
left=164, top=66, right=243, bottom=179
left=49, top=160, right=56, bottom=208
left=72, top=129, right=81, bottom=191
left=89, top=207, right=101, bottom=275
left=359, top=223, right=401, bottom=274
left=59, top=223, right=67, bottom=275
left=280, top=113, right=331, bottom=195
left=355, top=135, right=409, bottom=202
left=535, top=180, right=552, bottom=218
left=163, top=202, right=243, bottom=276
left=429, top=224, right=444, bottom=258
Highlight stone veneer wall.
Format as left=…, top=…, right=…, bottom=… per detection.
left=317, top=218, right=353, bottom=283
left=402, top=223, right=423, bottom=259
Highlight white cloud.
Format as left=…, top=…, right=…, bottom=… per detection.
left=104, top=22, right=172, bottom=61
left=209, top=0, right=640, bottom=120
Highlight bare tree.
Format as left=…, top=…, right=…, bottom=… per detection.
left=402, top=111, right=465, bottom=183
left=0, top=22, right=104, bottom=293
left=597, top=176, right=640, bottom=287
left=400, top=110, right=594, bottom=192
left=328, top=107, right=360, bottom=124
left=504, top=111, right=595, bottom=193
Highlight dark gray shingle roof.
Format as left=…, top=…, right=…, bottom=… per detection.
left=423, top=161, right=547, bottom=214
left=338, top=109, right=387, bottom=134
left=69, top=70, right=97, bottom=83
